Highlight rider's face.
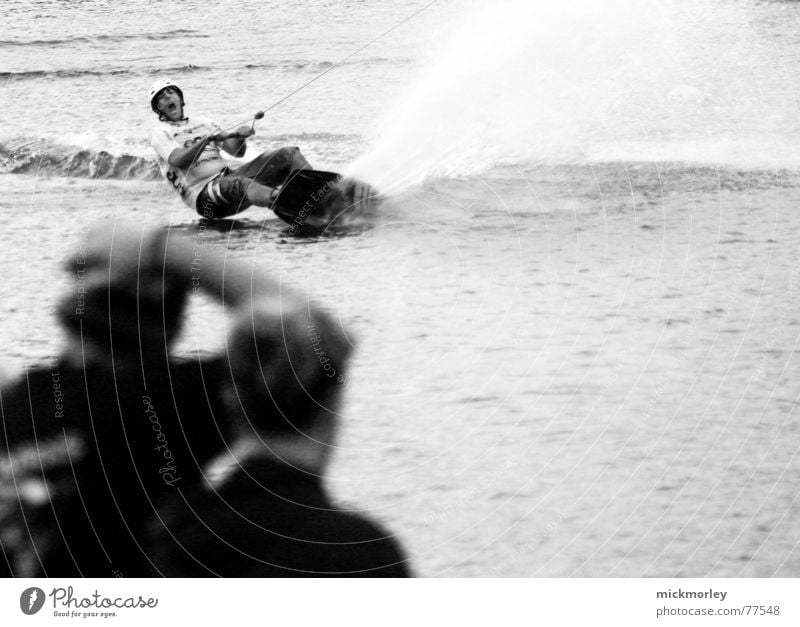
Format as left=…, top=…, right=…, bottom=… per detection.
left=156, top=87, right=183, bottom=121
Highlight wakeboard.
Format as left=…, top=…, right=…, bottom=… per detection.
left=271, top=169, right=380, bottom=233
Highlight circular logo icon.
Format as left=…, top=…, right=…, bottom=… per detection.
left=20, top=587, right=45, bottom=615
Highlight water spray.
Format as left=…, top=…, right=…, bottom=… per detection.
left=216, top=0, right=441, bottom=136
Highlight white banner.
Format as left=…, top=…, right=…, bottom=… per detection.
left=0, top=578, right=797, bottom=626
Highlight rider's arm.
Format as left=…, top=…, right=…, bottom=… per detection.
left=167, top=134, right=217, bottom=169
left=159, top=125, right=252, bottom=168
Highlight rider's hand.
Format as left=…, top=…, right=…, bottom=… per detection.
left=234, top=125, right=255, bottom=138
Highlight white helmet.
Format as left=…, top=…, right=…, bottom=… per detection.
left=148, top=79, right=183, bottom=113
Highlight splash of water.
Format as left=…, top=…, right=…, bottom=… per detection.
left=347, top=0, right=800, bottom=191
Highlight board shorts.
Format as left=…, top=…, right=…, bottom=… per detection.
left=196, top=170, right=250, bottom=219
left=195, top=146, right=310, bottom=220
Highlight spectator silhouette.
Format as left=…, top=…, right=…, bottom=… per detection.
left=1, top=220, right=410, bottom=577
left=148, top=278, right=411, bottom=576
left=1, top=221, right=290, bottom=576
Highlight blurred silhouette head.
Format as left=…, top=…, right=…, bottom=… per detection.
left=57, top=223, right=187, bottom=355
left=225, top=300, right=352, bottom=439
